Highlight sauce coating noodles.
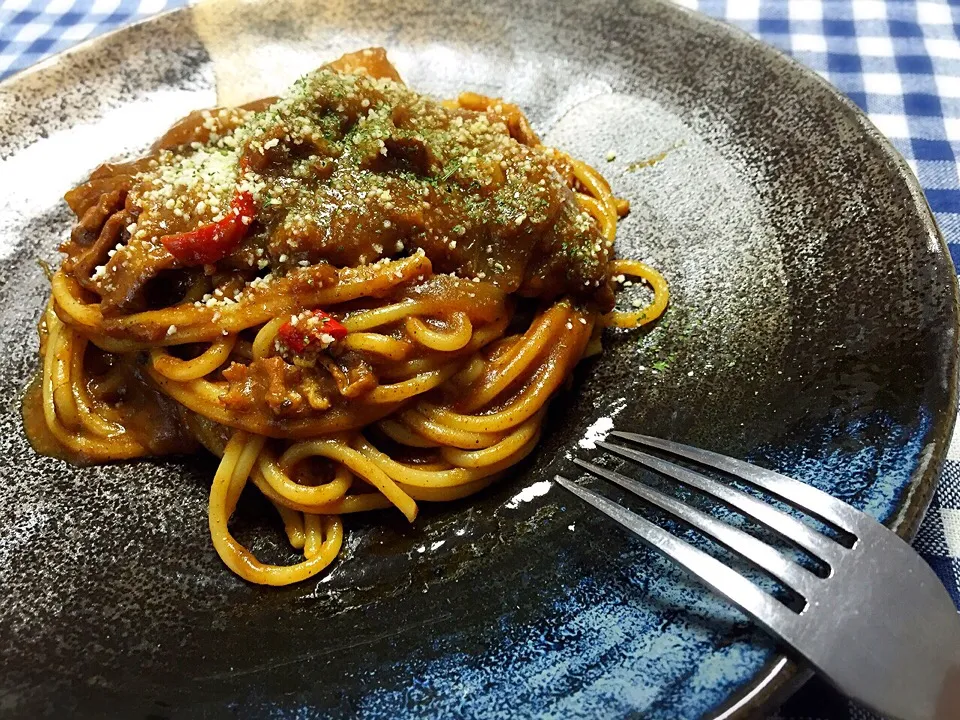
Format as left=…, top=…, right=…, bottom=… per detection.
left=23, top=49, right=668, bottom=585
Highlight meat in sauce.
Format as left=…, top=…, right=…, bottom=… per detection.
left=60, top=48, right=616, bottom=317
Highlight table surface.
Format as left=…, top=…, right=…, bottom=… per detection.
left=2, top=0, right=959, bottom=718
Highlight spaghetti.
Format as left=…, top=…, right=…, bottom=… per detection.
left=23, top=49, right=668, bottom=585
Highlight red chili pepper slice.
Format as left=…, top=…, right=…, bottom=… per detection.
left=277, top=310, right=349, bottom=354
left=160, top=191, right=255, bottom=265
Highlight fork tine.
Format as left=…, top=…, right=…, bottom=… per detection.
left=609, top=432, right=865, bottom=535
left=573, top=459, right=819, bottom=598
left=596, top=440, right=843, bottom=566
left=555, top=475, right=800, bottom=637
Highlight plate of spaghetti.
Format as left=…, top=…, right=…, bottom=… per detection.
left=1, top=0, right=956, bottom=718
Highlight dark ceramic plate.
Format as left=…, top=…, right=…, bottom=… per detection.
left=1, top=0, right=957, bottom=717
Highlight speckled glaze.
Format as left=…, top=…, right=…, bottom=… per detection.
left=0, top=1, right=956, bottom=718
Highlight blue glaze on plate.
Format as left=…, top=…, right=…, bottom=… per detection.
left=348, top=413, right=934, bottom=720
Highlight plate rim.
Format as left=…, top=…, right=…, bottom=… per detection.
left=661, top=2, right=960, bottom=716
left=1, top=1, right=957, bottom=717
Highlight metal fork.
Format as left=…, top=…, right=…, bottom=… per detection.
left=556, top=432, right=960, bottom=720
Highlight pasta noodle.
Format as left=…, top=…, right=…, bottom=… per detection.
left=22, top=48, right=668, bottom=585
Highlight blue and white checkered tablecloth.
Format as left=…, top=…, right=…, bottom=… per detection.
left=2, top=1, right=959, bottom=717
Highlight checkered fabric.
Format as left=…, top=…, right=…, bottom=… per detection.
left=0, top=0, right=183, bottom=77
left=1, top=1, right=958, bottom=718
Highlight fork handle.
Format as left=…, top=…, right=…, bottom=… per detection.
left=815, top=599, right=960, bottom=720
left=931, top=659, right=960, bottom=720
